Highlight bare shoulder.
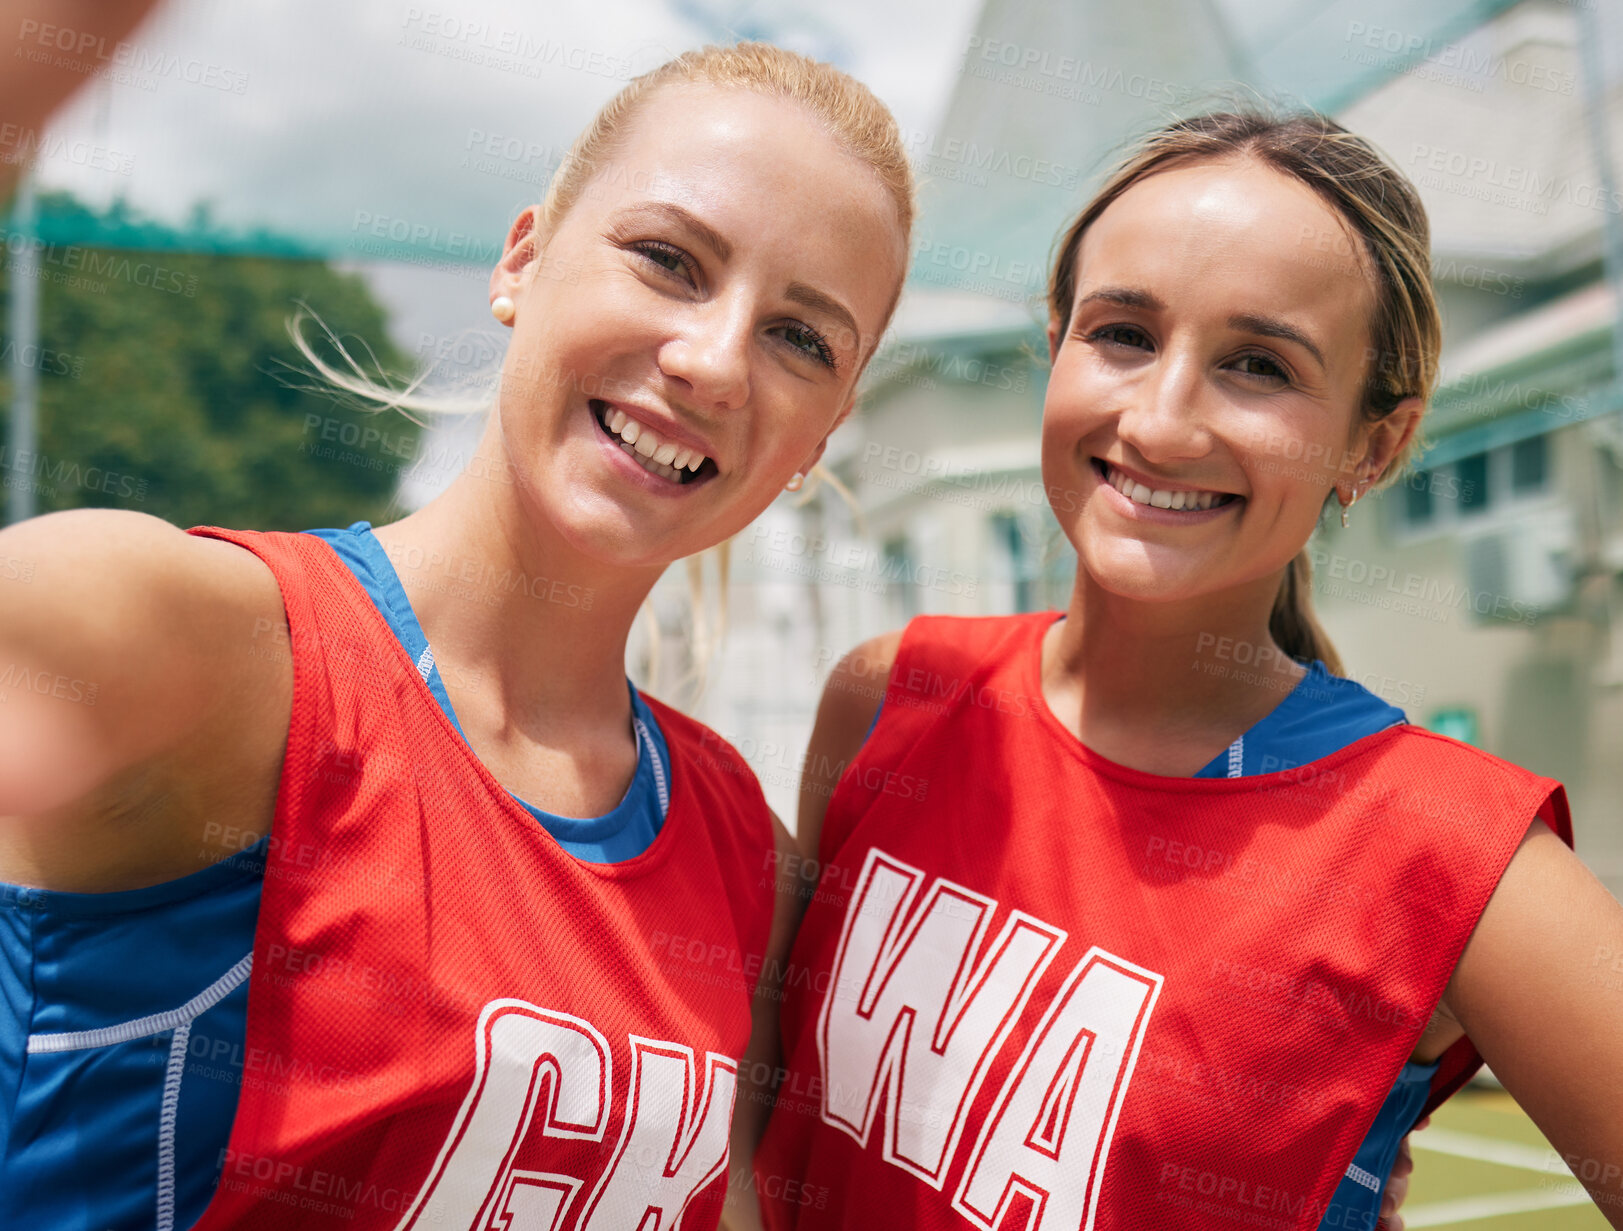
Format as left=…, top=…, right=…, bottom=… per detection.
left=0, top=510, right=291, bottom=887
left=795, top=629, right=904, bottom=861
left=1, top=508, right=281, bottom=620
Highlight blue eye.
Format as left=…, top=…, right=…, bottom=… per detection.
left=784, top=322, right=837, bottom=370
left=631, top=241, right=695, bottom=280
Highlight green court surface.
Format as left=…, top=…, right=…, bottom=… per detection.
left=1401, top=1088, right=1610, bottom=1229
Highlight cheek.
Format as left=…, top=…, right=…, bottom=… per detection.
left=1240, top=406, right=1353, bottom=500
left=1043, top=346, right=1117, bottom=433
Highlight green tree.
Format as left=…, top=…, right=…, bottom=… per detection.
left=1, top=193, right=417, bottom=530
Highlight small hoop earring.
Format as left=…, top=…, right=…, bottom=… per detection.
left=1340, top=486, right=1360, bottom=529
left=491, top=296, right=516, bottom=324
left=785, top=472, right=805, bottom=493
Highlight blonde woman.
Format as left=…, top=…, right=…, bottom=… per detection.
left=0, top=43, right=910, bottom=1231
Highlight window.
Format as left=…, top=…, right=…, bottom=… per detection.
left=991, top=512, right=1033, bottom=612
left=1511, top=434, right=1548, bottom=493
left=882, top=536, right=918, bottom=620
left=1393, top=434, right=1556, bottom=535
left=1456, top=453, right=1489, bottom=516
left=1403, top=470, right=1435, bottom=526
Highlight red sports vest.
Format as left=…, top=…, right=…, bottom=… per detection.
left=185, top=527, right=777, bottom=1231
left=756, top=613, right=1569, bottom=1231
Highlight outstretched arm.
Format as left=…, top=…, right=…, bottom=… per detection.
left=0, top=510, right=289, bottom=891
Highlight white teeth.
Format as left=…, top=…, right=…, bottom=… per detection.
left=627, top=446, right=682, bottom=482
left=1103, top=463, right=1226, bottom=513
left=598, top=403, right=711, bottom=483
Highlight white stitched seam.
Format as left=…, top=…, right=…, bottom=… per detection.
left=1226, top=735, right=1245, bottom=779
left=416, top=645, right=436, bottom=682
left=634, top=716, right=671, bottom=818
left=27, top=951, right=253, bottom=1054
left=1344, top=1162, right=1381, bottom=1193
left=155, top=1019, right=192, bottom=1231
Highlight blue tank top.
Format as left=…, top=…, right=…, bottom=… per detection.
left=0, top=522, right=671, bottom=1230
left=862, top=652, right=1436, bottom=1229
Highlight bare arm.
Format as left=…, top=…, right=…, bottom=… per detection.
left=0, top=510, right=289, bottom=891
left=1440, top=819, right=1623, bottom=1224
left=795, top=630, right=902, bottom=862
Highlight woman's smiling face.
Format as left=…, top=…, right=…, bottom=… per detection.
left=487, top=83, right=906, bottom=570
left=1042, top=156, right=1412, bottom=605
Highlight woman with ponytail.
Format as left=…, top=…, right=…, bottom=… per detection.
left=759, top=110, right=1623, bottom=1229
left=0, top=43, right=912, bottom=1231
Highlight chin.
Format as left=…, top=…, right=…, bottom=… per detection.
left=515, top=472, right=681, bottom=571
left=1076, top=536, right=1223, bottom=605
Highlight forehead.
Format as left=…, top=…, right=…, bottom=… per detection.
left=579, top=83, right=905, bottom=330
left=1078, top=159, right=1377, bottom=351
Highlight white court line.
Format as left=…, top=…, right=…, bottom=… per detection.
left=1402, top=1183, right=1593, bottom=1227
left=1412, top=1127, right=1569, bottom=1174
left=1405, top=1127, right=1595, bottom=1226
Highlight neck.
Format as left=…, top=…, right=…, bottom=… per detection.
left=370, top=426, right=664, bottom=739
left=1043, top=567, right=1306, bottom=771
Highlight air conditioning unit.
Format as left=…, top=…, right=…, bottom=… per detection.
left=1460, top=506, right=1576, bottom=623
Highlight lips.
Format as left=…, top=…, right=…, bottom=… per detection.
left=590, top=399, right=717, bottom=487
left=1094, top=459, right=1239, bottom=512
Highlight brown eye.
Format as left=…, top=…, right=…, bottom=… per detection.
left=1086, top=324, right=1152, bottom=350
left=1234, top=353, right=1289, bottom=382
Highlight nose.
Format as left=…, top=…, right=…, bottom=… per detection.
left=1114, top=343, right=1215, bottom=465
left=658, top=300, right=751, bottom=413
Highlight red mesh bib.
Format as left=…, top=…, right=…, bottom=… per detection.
left=185, top=527, right=776, bottom=1231
left=757, top=612, right=1567, bottom=1231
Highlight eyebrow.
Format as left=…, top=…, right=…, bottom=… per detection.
left=1227, top=312, right=1326, bottom=370
left=613, top=201, right=732, bottom=262
left=786, top=282, right=859, bottom=351
left=1077, top=285, right=1327, bottom=369
left=1077, top=285, right=1164, bottom=313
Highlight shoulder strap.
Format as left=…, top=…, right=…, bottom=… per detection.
left=819, top=613, right=1052, bottom=860
left=639, top=694, right=778, bottom=998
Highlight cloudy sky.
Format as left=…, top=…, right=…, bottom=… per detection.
left=34, top=0, right=982, bottom=240
left=23, top=0, right=1623, bottom=359
left=26, top=0, right=988, bottom=351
